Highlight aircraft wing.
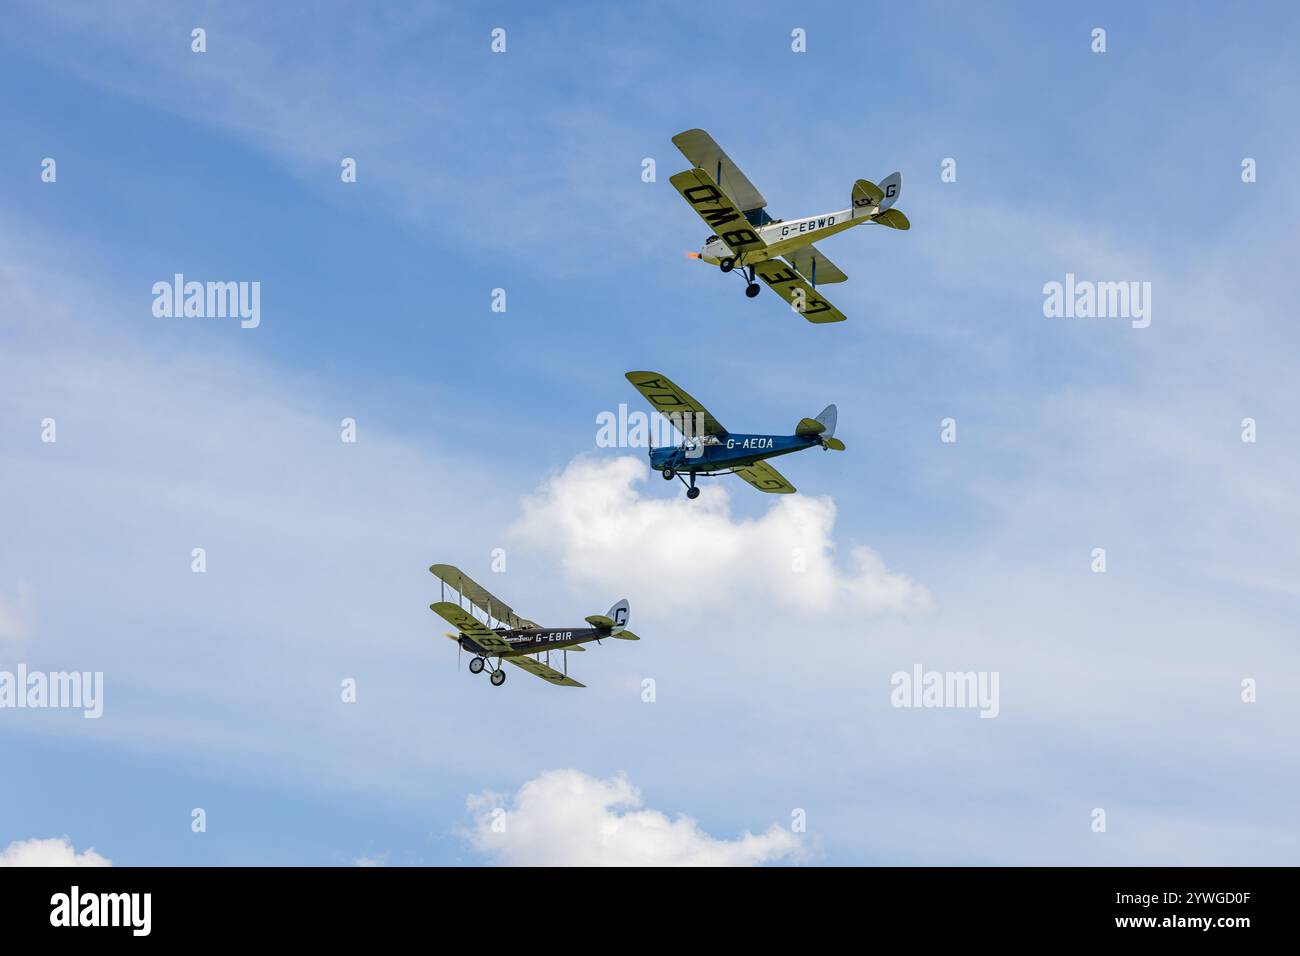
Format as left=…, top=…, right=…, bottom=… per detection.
left=734, top=460, right=797, bottom=494
left=625, top=371, right=728, bottom=437
left=784, top=244, right=848, bottom=285
left=505, top=655, right=586, bottom=688
left=429, top=601, right=515, bottom=656
left=752, top=260, right=847, bottom=324
left=429, top=564, right=536, bottom=628
left=669, top=168, right=768, bottom=260
left=671, top=128, right=768, bottom=214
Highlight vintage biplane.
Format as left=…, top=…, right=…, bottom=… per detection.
left=428, top=564, right=639, bottom=688
left=670, top=127, right=910, bottom=323
left=625, top=370, right=843, bottom=499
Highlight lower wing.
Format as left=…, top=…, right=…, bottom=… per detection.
left=784, top=244, right=848, bottom=285
left=734, top=460, right=797, bottom=494
left=752, top=260, right=847, bottom=324
left=506, top=655, right=586, bottom=688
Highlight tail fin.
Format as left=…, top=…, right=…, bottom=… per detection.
left=796, top=404, right=837, bottom=438
left=851, top=172, right=902, bottom=218
left=814, top=403, right=837, bottom=439
left=796, top=404, right=844, bottom=450
left=584, top=599, right=630, bottom=634
left=877, top=172, right=901, bottom=211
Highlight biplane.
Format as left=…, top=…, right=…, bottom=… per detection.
left=428, top=564, right=639, bottom=688
left=669, top=127, right=910, bottom=324
left=625, top=370, right=843, bottom=499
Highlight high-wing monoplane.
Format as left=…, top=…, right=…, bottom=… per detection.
left=670, top=127, right=910, bottom=323
left=625, top=370, right=844, bottom=499
left=429, top=564, right=639, bottom=688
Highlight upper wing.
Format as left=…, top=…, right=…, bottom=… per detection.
left=625, top=371, right=728, bottom=438
left=505, top=655, right=585, bottom=688
left=734, top=460, right=797, bottom=494
left=784, top=244, right=848, bottom=285
left=428, top=564, right=535, bottom=628
left=430, top=601, right=515, bottom=656
left=671, top=128, right=768, bottom=213
left=751, top=260, right=847, bottom=324
left=669, top=168, right=768, bottom=259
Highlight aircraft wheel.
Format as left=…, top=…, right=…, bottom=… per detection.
left=745, top=283, right=760, bottom=298
left=490, top=669, right=506, bottom=687
left=686, top=486, right=700, bottom=500
left=720, top=257, right=735, bottom=273
left=662, top=467, right=676, bottom=480
left=468, top=656, right=485, bottom=674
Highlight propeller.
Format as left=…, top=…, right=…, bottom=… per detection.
left=685, top=252, right=701, bottom=260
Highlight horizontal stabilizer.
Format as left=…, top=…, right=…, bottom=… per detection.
left=873, top=208, right=910, bottom=230
left=585, top=614, right=614, bottom=629
left=852, top=178, right=883, bottom=211
left=612, top=630, right=640, bottom=641
left=824, top=437, right=846, bottom=451
left=795, top=417, right=827, bottom=437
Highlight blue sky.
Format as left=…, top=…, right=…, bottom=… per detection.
left=1, top=1, right=1297, bottom=865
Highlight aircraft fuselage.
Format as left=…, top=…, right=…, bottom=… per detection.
left=649, top=432, right=820, bottom=474
left=458, top=626, right=603, bottom=658
left=698, top=206, right=868, bottom=267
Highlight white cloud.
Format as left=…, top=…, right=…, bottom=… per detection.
left=466, top=769, right=800, bottom=866
left=0, top=836, right=111, bottom=867
left=510, top=456, right=931, bottom=615
left=0, top=579, right=32, bottom=641
left=352, top=855, right=387, bottom=867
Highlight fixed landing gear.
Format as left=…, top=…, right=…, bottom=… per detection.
left=719, top=258, right=760, bottom=296
left=726, top=262, right=759, bottom=297
left=469, top=655, right=505, bottom=686
left=663, top=461, right=703, bottom=500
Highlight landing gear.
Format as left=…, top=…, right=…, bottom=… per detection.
left=662, top=467, right=676, bottom=481
left=685, top=471, right=700, bottom=500
left=490, top=669, right=506, bottom=687
left=727, top=262, right=760, bottom=297
left=468, top=656, right=485, bottom=674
